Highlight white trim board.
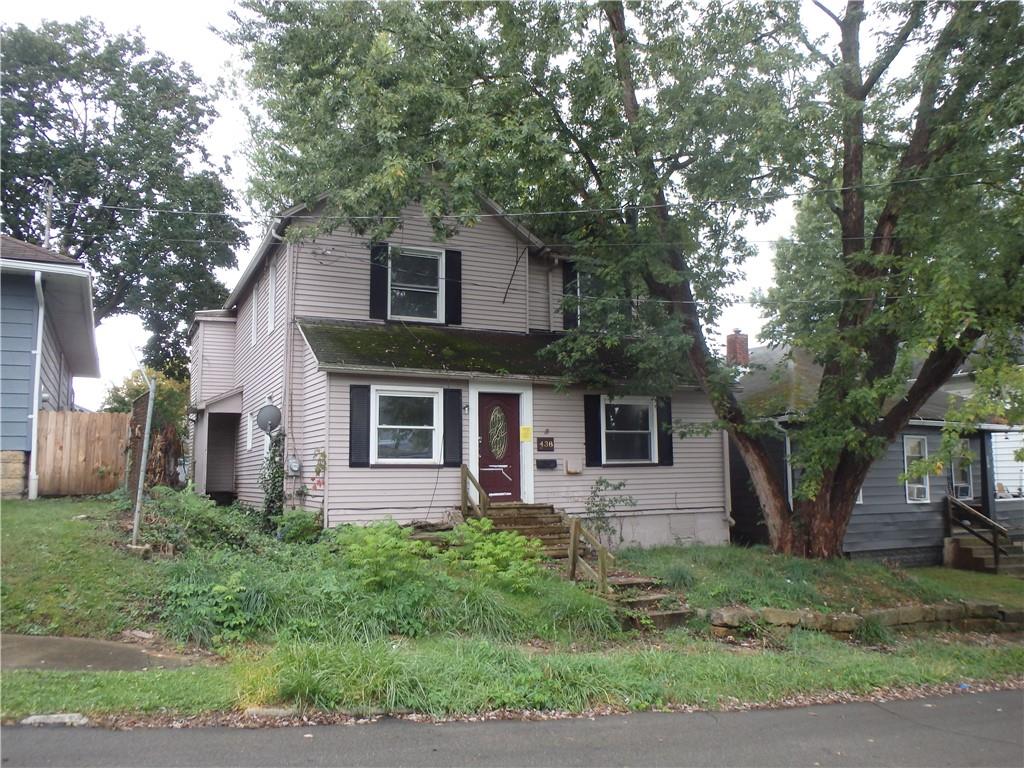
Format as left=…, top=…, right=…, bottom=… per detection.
left=468, top=381, right=534, bottom=504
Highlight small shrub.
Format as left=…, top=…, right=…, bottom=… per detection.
left=278, top=510, right=321, bottom=544
left=854, top=615, right=895, bottom=646
left=661, top=562, right=695, bottom=590
left=584, top=477, right=636, bottom=540
left=323, top=522, right=438, bottom=591
left=443, top=518, right=544, bottom=593
left=143, top=486, right=265, bottom=551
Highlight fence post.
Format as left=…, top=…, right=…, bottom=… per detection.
left=460, top=464, right=468, bottom=518
left=598, top=547, right=609, bottom=595
left=567, top=518, right=580, bottom=581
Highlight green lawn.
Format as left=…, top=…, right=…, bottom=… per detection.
left=910, top=567, right=1024, bottom=610
left=1, top=497, right=171, bottom=637
left=617, top=544, right=1024, bottom=613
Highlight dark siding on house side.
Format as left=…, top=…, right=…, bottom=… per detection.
left=1, top=275, right=36, bottom=451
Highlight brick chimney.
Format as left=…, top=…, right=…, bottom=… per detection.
left=726, top=329, right=749, bottom=366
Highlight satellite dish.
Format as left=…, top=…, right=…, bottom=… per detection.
left=256, top=404, right=282, bottom=434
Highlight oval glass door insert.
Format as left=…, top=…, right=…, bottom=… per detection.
left=488, top=406, right=508, bottom=460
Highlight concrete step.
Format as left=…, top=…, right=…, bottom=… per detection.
left=630, top=609, right=693, bottom=631
left=607, top=575, right=662, bottom=592
left=618, top=592, right=680, bottom=610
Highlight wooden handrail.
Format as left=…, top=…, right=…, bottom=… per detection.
left=564, top=514, right=615, bottom=595
left=460, top=464, right=490, bottom=518
left=946, top=495, right=1010, bottom=569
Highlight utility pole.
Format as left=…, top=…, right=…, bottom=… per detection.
left=131, top=370, right=157, bottom=549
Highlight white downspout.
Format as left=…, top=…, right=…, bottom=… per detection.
left=27, top=272, right=44, bottom=499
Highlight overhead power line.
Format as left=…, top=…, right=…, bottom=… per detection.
left=48, top=166, right=1020, bottom=227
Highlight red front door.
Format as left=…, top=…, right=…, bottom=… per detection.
left=478, top=393, right=521, bottom=502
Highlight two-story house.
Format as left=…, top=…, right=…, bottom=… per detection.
left=188, top=200, right=731, bottom=548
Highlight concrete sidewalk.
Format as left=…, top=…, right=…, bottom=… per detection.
left=1, top=634, right=195, bottom=672
left=3, top=690, right=1022, bottom=767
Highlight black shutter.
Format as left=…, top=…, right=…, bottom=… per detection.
left=442, top=388, right=462, bottom=467
left=349, top=385, right=371, bottom=467
left=584, top=394, right=602, bottom=467
left=369, top=242, right=389, bottom=320
left=444, top=250, right=462, bottom=325
left=562, top=260, right=578, bottom=330
left=657, top=397, right=674, bottom=466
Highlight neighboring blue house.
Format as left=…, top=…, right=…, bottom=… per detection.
left=727, top=343, right=1024, bottom=566
left=1, top=235, right=99, bottom=498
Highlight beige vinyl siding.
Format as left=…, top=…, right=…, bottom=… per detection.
left=285, top=331, right=329, bottom=511
left=293, top=203, right=531, bottom=333
left=325, top=373, right=468, bottom=527
left=532, top=385, right=728, bottom=545
left=188, top=329, right=204, bottom=406
left=233, top=245, right=289, bottom=506
left=39, top=313, right=72, bottom=411
left=198, top=321, right=237, bottom=402
left=528, top=254, right=562, bottom=331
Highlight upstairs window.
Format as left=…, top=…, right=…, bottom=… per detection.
left=250, top=279, right=259, bottom=347
left=388, top=246, right=445, bottom=322
left=903, top=435, right=930, bottom=503
left=601, top=396, right=657, bottom=464
left=267, top=262, right=277, bottom=333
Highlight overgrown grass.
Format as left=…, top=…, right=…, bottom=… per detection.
left=0, top=497, right=171, bottom=637
left=5, top=633, right=1020, bottom=719
left=617, top=545, right=990, bottom=612
left=234, top=632, right=1024, bottom=715
left=910, top=567, right=1024, bottom=610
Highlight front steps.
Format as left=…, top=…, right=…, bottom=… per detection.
left=486, top=502, right=572, bottom=558
left=950, top=535, right=1024, bottom=578
left=484, top=504, right=694, bottom=629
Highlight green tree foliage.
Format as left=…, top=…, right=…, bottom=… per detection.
left=227, top=1, right=1023, bottom=556
left=1, top=18, right=248, bottom=378
left=101, top=369, right=190, bottom=438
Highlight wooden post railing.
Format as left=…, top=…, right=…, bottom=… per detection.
left=563, top=514, right=615, bottom=595
left=946, top=495, right=1010, bottom=569
left=460, top=464, right=490, bottom=518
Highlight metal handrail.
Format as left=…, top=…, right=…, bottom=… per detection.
left=946, top=495, right=1011, bottom=569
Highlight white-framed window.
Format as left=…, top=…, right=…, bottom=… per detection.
left=250, top=279, right=259, bottom=347
left=387, top=246, right=445, bottom=322
left=246, top=413, right=254, bottom=451
left=950, top=438, right=973, bottom=499
left=903, top=435, right=930, bottom=503
left=370, top=385, right=443, bottom=464
left=267, top=262, right=277, bottom=333
left=601, top=395, right=657, bottom=464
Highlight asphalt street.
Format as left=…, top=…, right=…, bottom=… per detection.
left=2, top=690, right=1022, bottom=768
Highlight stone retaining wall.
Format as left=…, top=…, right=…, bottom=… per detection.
left=695, top=601, right=1024, bottom=637
left=1, top=451, right=27, bottom=498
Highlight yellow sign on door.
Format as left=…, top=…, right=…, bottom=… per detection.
left=519, top=425, right=533, bottom=442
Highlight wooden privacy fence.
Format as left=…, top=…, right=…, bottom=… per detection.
left=36, top=411, right=130, bottom=496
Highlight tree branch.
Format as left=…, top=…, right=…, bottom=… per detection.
left=859, top=3, right=924, bottom=98
left=812, top=0, right=844, bottom=29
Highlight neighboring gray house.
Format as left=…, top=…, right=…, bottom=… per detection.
left=727, top=344, right=1024, bottom=565
left=1, top=235, right=100, bottom=498
left=188, top=201, right=731, bottom=548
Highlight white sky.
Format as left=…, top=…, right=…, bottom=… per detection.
left=4, top=0, right=798, bottom=409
